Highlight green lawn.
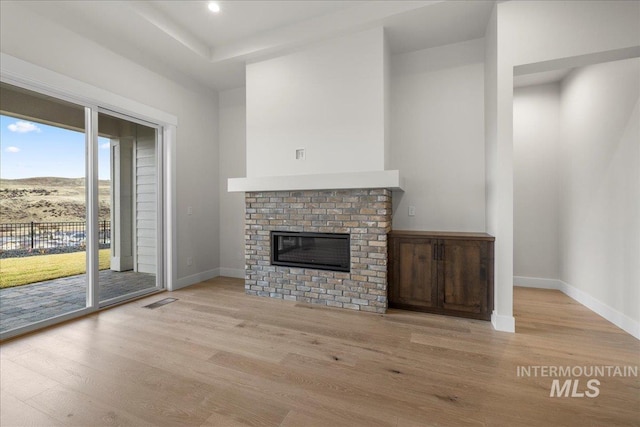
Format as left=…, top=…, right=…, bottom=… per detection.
left=0, top=249, right=110, bottom=289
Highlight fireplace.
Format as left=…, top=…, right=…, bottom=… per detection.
left=271, top=231, right=350, bottom=272
left=245, top=188, right=392, bottom=313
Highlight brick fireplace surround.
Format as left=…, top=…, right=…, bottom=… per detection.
left=245, top=189, right=392, bottom=313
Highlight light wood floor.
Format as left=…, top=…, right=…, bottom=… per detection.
left=1, top=277, right=638, bottom=426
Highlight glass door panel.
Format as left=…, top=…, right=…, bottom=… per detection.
left=0, top=82, right=88, bottom=333
left=97, top=112, right=159, bottom=305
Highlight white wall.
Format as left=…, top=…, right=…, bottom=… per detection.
left=219, top=88, right=247, bottom=277
left=501, top=1, right=640, bottom=70
left=486, top=0, right=640, bottom=332
left=0, top=2, right=220, bottom=287
left=390, top=38, right=486, bottom=231
left=513, top=84, right=561, bottom=280
left=219, top=39, right=487, bottom=274
left=246, top=28, right=387, bottom=177
left=560, top=58, right=640, bottom=329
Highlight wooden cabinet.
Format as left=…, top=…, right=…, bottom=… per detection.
left=388, top=231, right=494, bottom=320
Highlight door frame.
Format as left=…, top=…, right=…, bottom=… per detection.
left=97, top=107, right=166, bottom=308
left=0, top=53, right=177, bottom=340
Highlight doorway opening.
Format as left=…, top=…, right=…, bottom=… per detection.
left=512, top=56, right=640, bottom=338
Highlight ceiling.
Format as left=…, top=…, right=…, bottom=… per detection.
left=13, top=0, right=495, bottom=92
left=514, top=68, right=573, bottom=88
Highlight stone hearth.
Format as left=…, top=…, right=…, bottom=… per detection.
left=245, top=189, right=392, bottom=313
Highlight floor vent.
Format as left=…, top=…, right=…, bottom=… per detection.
left=143, top=298, right=178, bottom=309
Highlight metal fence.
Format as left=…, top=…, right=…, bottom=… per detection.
left=0, top=221, right=110, bottom=251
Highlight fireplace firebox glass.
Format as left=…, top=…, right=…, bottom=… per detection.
left=271, top=231, right=350, bottom=272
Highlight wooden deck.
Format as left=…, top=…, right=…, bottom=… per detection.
left=1, top=277, right=638, bottom=426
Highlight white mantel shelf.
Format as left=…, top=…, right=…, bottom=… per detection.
left=228, top=170, right=404, bottom=192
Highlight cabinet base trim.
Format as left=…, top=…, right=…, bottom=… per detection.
left=389, top=302, right=491, bottom=321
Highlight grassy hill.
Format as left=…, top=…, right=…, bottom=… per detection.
left=0, top=177, right=110, bottom=223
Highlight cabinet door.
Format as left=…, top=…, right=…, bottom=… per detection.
left=440, top=239, right=489, bottom=315
left=390, top=238, right=439, bottom=308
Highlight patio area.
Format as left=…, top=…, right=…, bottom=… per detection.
left=0, top=270, right=157, bottom=333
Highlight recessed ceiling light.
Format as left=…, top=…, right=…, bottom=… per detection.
left=208, top=2, right=220, bottom=13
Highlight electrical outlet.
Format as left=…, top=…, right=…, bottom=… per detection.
left=187, top=257, right=193, bottom=266
left=187, top=206, right=193, bottom=215
left=295, top=148, right=305, bottom=160
left=408, top=205, right=416, bottom=216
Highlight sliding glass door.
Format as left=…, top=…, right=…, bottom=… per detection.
left=0, top=82, right=89, bottom=333
left=0, top=81, right=163, bottom=336
left=97, top=111, right=161, bottom=305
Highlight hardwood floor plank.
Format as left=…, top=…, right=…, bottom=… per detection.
left=0, top=392, right=60, bottom=427
left=1, top=278, right=638, bottom=426
left=9, top=347, right=215, bottom=426
left=200, top=411, right=255, bottom=427
left=0, top=358, right=60, bottom=401
left=24, top=385, right=156, bottom=427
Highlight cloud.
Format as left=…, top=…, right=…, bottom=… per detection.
left=8, top=121, right=41, bottom=133
left=5, top=146, right=20, bottom=153
left=100, top=142, right=110, bottom=149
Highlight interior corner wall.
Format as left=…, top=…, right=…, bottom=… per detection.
left=0, top=2, right=221, bottom=288
left=390, top=38, right=486, bottom=231
left=513, top=84, right=561, bottom=281
left=246, top=27, right=386, bottom=178
left=560, top=58, right=640, bottom=328
left=219, top=87, right=247, bottom=278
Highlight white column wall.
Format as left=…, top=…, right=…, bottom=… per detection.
left=246, top=28, right=387, bottom=177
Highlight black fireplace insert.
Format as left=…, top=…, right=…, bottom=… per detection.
left=271, top=231, right=350, bottom=272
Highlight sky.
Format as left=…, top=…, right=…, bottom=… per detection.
left=0, top=115, right=111, bottom=180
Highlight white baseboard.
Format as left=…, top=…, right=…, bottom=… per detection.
left=219, top=267, right=245, bottom=279
left=491, top=311, right=515, bottom=333
left=174, top=268, right=220, bottom=290
left=558, top=280, right=640, bottom=340
left=514, top=276, right=562, bottom=290
left=515, top=276, right=640, bottom=340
